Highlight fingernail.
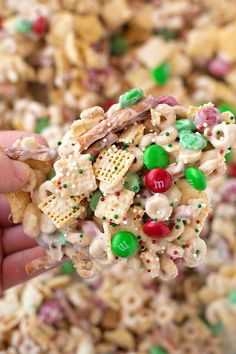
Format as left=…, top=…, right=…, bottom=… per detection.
left=12, top=161, right=30, bottom=184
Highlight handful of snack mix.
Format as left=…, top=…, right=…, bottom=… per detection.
left=3, top=88, right=236, bottom=280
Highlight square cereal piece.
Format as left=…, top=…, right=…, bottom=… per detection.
left=119, top=124, right=145, bottom=145
left=5, top=191, right=31, bottom=224
left=95, top=189, right=135, bottom=224
left=102, top=0, right=131, bottom=29
left=109, top=206, right=145, bottom=236
left=65, top=194, right=86, bottom=207
left=74, top=15, right=105, bottom=44
left=52, top=154, right=97, bottom=199
left=39, top=194, right=85, bottom=228
left=136, top=37, right=174, bottom=69
left=94, top=146, right=135, bottom=186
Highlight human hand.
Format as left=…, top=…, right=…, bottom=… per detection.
left=0, top=131, right=60, bottom=292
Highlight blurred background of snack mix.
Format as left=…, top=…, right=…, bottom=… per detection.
left=2, top=0, right=236, bottom=353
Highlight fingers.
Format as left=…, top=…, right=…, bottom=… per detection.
left=1, top=246, right=66, bottom=291
left=0, top=152, right=30, bottom=193
left=2, top=225, right=37, bottom=256
left=0, top=131, right=48, bottom=193
left=0, top=194, right=12, bottom=227
left=0, top=131, right=47, bottom=147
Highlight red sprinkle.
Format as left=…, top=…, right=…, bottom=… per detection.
left=152, top=240, right=156, bottom=244
left=173, top=250, right=178, bottom=255
left=116, top=192, right=120, bottom=196
left=220, top=149, right=224, bottom=154
left=147, top=270, right=151, bottom=272
left=99, top=156, right=103, bottom=160
left=136, top=215, right=141, bottom=219
left=101, top=197, right=105, bottom=201
left=146, top=259, right=150, bottom=263
left=207, top=131, right=212, bottom=136
left=185, top=243, right=190, bottom=248
left=196, top=220, right=200, bottom=224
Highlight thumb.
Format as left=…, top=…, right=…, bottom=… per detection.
left=0, top=152, right=30, bottom=193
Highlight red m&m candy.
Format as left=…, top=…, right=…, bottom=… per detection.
left=32, top=16, right=48, bottom=36
left=145, top=168, right=172, bottom=193
left=143, top=221, right=170, bottom=238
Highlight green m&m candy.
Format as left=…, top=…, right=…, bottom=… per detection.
left=219, top=103, right=236, bottom=115
left=175, top=119, right=196, bottom=132
left=143, top=144, right=169, bottom=169
left=124, top=172, right=141, bottom=192
left=179, top=131, right=207, bottom=151
left=111, top=231, right=138, bottom=258
left=119, top=88, right=144, bottom=108
left=35, top=118, right=50, bottom=133
left=89, top=189, right=102, bottom=211
left=149, top=346, right=168, bottom=354
left=150, top=62, right=170, bottom=85
left=185, top=167, right=207, bottom=191
left=110, top=35, right=128, bottom=55
left=57, top=232, right=66, bottom=245
left=15, top=19, right=32, bottom=33
left=225, top=150, right=233, bottom=161
left=227, top=289, right=236, bottom=304
left=60, top=261, right=74, bottom=274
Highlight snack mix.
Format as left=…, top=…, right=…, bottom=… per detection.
left=2, top=0, right=236, bottom=353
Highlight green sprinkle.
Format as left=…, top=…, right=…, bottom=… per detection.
left=216, top=131, right=221, bottom=135
left=198, top=204, right=202, bottom=208
left=195, top=228, right=199, bottom=233
left=165, top=132, right=170, bottom=136
left=181, top=244, right=186, bottom=249
left=70, top=196, right=75, bottom=199
left=137, top=236, right=141, bottom=240
left=136, top=202, right=141, bottom=206
left=196, top=249, right=200, bottom=255
left=102, top=216, right=106, bottom=220
left=133, top=186, right=138, bottom=191
left=114, top=166, right=118, bottom=170
left=78, top=169, right=83, bottom=174
left=168, top=144, right=172, bottom=147
left=169, top=202, right=174, bottom=207
left=57, top=141, right=62, bottom=145
left=80, top=234, right=83, bottom=238
left=88, top=156, right=94, bottom=161
left=176, top=218, right=181, bottom=222
left=154, top=218, right=158, bottom=222
left=175, top=225, right=179, bottom=229
left=62, top=184, right=67, bottom=188
left=76, top=217, right=81, bottom=221
left=177, top=236, right=181, bottom=240
left=112, top=223, right=117, bottom=227
left=114, top=214, right=119, bottom=219
left=71, top=205, right=77, bottom=210
left=143, top=195, right=147, bottom=199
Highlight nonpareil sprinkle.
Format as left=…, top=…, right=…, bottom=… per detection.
left=62, top=184, right=67, bottom=188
